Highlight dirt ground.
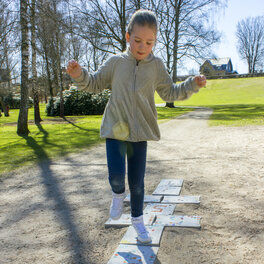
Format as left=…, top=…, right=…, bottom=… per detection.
left=0, top=108, right=264, bottom=264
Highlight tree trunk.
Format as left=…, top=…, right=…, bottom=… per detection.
left=58, top=59, right=64, bottom=118
left=166, top=1, right=180, bottom=108
left=54, top=11, right=64, bottom=117
left=17, top=0, right=30, bottom=136
left=4, top=38, right=12, bottom=94
left=59, top=80, right=64, bottom=117
left=165, top=102, right=175, bottom=108
left=0, top=96, right=9, bottom=116
left=44, top=51, right=53, bottom=97
left=44, top=87, right=48, bottom=103
left=31, top=0, right=42, bottom=124
left=120, top=0, right=127, bottom=52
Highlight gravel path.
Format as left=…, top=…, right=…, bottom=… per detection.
left=1, top=107, right=264, bottom=264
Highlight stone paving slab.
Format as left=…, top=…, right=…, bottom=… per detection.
left=107, top=178, right=201, bottom=263
left=120, top=225, right=164, bottom=246
left=143, top=203, right=176, bottom=215
left=105, top=214, right=156, bottom=227
left=158, top=179, right=184, bottom=187
left=107, top=244, right=159, bottom=264
left=124, top=194, right=163, bottom=203
left=152, top=179, right=183, bottom=196
left=162, top=195, right=200, bottom=204
left=154, top=215, right=201, bottom=228
left=152, top=186, right=181, bottom=196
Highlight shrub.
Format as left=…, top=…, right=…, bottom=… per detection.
left=46, top=86, right=111, bottom=116
left=1, top=92, right=33, bottom=110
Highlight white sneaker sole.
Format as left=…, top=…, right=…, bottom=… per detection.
left=137, top=237, right=152, bottom=244
left=110, top=214, right=122, bottom=220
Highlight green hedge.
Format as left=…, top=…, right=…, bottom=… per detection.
left=1, top=93, right=33, bottom=110
left=46, top=86, right=111, bottom=116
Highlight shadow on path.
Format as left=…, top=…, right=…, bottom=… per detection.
left=22, top=123, right=90, bottom=263
left=177, top=107, right=213, bottom=120
left=63, top=116, right=91, bottom=132
left=117, top=245, right=162, bottom=264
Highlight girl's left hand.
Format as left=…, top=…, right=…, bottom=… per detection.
left=194, top=75, right=206, bottom=88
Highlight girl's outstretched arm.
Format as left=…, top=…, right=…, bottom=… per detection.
left=66, top=56, right=117, bottom=94
left=156, top=58, right=206, bottom=102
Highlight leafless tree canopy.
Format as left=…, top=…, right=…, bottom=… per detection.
left=152, top=0, right=223, bottom=81
left=2, top=0, right=225, bottom=89
left=1, top=0, right=226, bottom=126
left=236, top=16, right=264, bottom=74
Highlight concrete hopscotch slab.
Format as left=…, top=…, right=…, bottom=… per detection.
left=124, top=194, right=162, bottom=203
left=105, top=214, right=156, bottom=227
left=154, top=215, right=201, bottom=228
left=107, top=244, right=159, bottom=264
left=120, top=225, right=164, bottom=246
left=162, top=195, right=200, bottom=204
left=152, top=179, right=183, bottom=196
left=106, top=178, right=202, bottom=264
left=143, top=203, right=176, bottom=215
left=159, top=179, right=184, bottom=187
left=152, top=185, right=181, bottom=196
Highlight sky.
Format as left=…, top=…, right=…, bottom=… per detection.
left=203, top=0, right=264, bottom=74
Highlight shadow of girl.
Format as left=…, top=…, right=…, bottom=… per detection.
left=21, top=129, right=90, bottom=263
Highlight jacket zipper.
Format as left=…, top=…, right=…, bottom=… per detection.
left=133, top=61, right=139, bottom=140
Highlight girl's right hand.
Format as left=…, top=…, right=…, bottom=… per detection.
left=66, top=60, right=82, bottom=79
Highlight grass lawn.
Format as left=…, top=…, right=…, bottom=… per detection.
left=155, top=77, right=264, bottom=126
left=0, top=104, right=192, bottom=174
left=1, top=76, right=263, bottom=174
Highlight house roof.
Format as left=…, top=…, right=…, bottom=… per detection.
left=209, top=58, right=231, bottom=66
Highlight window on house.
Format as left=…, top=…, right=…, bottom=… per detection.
left=203, top=67, right=209, bottom=73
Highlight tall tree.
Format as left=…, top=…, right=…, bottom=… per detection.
left=17, top=0, right=30, bottom=135
left=37, top=0, right=65, bottom=99
left=64, top=2, right=84, bottom=63
left=78, top=0, right=128, bottom=53
left=50, top=0, right=65, bottom=117
left=30, top=0, right=43, bottom=124
left=152, top=0, right=222, bottom=107
left=236, top=16, right=264, bottom=74
left=0, top=0, right=19, bottom=98
left=0, top=0, right=17, bottom=47
left=72, top=0, right=149, bottom=54
left=0, top=68, right=10, bottom=116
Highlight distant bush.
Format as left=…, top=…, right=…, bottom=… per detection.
left=1, top=92, right=33, bottom=110
left=46, top=86, right=111, bottom=116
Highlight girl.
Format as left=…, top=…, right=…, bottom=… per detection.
left=67, top=10, right=206, bottom=244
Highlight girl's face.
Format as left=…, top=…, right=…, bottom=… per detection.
left=126, top=24, right=156, bottom=61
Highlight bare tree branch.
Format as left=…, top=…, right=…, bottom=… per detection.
left=236, top=16, right=264, bottom=73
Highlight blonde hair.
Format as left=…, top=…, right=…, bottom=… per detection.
left=127, top=10, right=158, bottom=36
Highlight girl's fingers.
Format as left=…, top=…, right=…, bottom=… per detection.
left=194, top=75, right=206, bottom=88
left=66, top=60, right=82, bottom=78
left=67, top=60, right=78, bottom=68
left=66, top=60, right=79, bottom=74
left=67, top=61, right=76, bottom=69
left=199, top=75, right=206, bottom=87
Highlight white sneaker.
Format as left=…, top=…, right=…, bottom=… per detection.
left=109, top=191, right=126, bottom=220
left=132, top=215, right=152, bottom=244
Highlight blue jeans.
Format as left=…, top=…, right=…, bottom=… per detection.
left=106, top=138, right=147, bottom=217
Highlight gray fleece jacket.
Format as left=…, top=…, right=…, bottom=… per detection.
left=73, top=48, right=199, bottom=142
